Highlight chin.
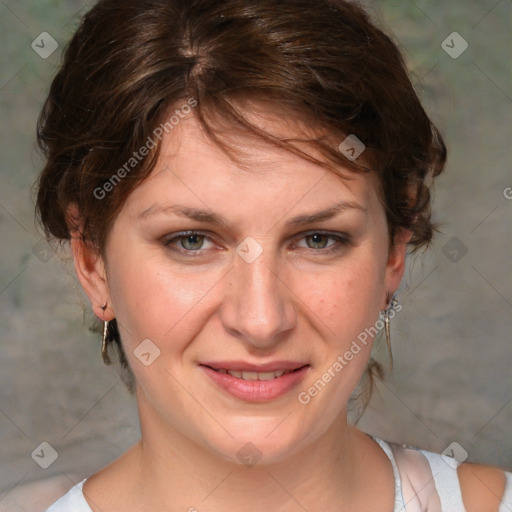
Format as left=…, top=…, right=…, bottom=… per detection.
left=198, top=414, right=315, bottom=468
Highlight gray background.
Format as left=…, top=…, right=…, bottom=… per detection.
left=0, top=0, right=510, bottom=510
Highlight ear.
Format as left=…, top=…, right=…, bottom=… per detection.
left=383, top=227, right=412, bottom=306
left=67, top=203, right=115, bottom=321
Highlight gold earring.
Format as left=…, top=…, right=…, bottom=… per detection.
left=100, top=303, right=113, bottom=366
left=383, top=292, right=397, bottom=371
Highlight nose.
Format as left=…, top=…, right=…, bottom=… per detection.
left=219, top=245, right=297, bottom=351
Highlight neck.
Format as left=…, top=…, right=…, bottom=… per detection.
left=128, top=397, right=374, bottom=511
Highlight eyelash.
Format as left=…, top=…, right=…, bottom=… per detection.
left=161, top=231, right=350, bottom=257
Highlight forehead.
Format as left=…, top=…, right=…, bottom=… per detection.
left=125, top=103, right=380, bottom=220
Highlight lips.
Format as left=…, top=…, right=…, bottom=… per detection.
left=199, top=361, right=310, bottom=402
left=200, top=361, right=307, bottom=373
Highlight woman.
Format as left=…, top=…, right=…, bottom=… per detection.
left=35, top=0, right=511, bottom=510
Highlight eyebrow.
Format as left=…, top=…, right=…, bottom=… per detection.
left=137, top=200, right=367, bottom=227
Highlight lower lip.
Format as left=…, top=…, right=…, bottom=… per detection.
left=200, top=365, right=310, bottom=402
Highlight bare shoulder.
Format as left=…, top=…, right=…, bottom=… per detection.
left=458, top=462, right=507, bottom=512
left=82, top=442, right=142, bottom=512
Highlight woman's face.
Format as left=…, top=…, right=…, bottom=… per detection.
left=78, top=106, right=408, bottom=465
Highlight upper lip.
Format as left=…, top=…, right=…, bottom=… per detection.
left=200, top=361, right=309, bottom=372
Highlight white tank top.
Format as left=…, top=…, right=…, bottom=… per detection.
left=46, top=437, right=512, bottom=511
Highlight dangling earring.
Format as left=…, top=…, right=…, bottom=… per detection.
left=382, top=292, right=397, bottom=371
left=100, top=303, right=113, bottom=366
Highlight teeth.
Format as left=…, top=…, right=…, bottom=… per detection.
left=222, top=369, right=290, bottom=380
left=240, top=371, right=258, bottom=380
left=258, top=371, right=279, bottom=381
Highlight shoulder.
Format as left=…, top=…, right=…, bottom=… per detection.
left=45, top=479, right=92, bottom=512
left=458, top=462, right=509, bottom=512
left=373, top=437, right=512, bottom=511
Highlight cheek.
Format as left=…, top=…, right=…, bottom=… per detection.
left=107, top=246, right=221, bottom=350
left=294, top=255, right=384, bottom=338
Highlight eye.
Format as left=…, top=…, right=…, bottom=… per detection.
left=179, top=233, right=207, bottom=250
left=161, top=230, right=350, bottom=257
left=303, top=233, right=334, bottom=249
left=162, top=232, right=215, bottom=253
left=295, top=232, right=350, bottom=254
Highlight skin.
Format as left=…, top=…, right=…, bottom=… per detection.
left=69, top=104, right=506, bottom=511
left=459, top=464, right=506, bottom=512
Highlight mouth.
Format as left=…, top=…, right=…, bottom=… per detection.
left=199, top=361, right=310, bottom=402
left=203, top=366, right=306, bottom=381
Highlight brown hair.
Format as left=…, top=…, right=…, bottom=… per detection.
left=35, top=0, right=446, bottom=397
